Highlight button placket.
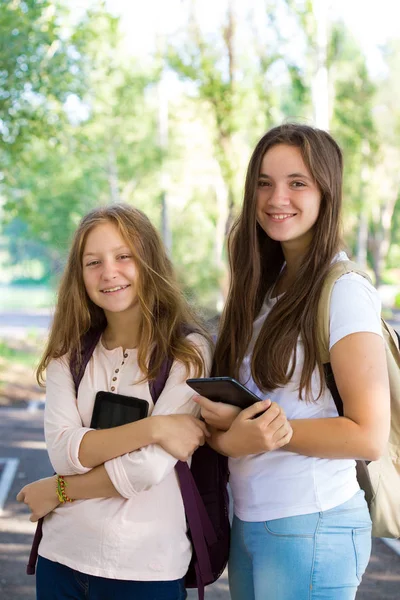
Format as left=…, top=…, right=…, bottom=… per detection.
left=110, top=350, right=129, bottom=392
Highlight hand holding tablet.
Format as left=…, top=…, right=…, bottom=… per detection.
left=186, top=376, right=260, bottom=410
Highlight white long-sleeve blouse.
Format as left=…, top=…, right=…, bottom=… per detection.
left=39, top=333, right=211, bottom=581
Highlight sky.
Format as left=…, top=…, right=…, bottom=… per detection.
left=65, top=0, right=400, bottom=77
left=98, top=0, right=400, bottom=76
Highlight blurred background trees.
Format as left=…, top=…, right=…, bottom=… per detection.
left=1, top=0, right=400, bottom=314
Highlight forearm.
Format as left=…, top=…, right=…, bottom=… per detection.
left=64, top=465, right=121, bottom=499
left=205, top=429, right=230, bottom=457
left=78, top=417, right=158, bottom=468
left=286, top=417, right=383, bottom=460
left=207, top=429, right=236, bottom=457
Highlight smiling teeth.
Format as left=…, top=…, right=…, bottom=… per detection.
left=270, top=214, right=294, bottom=220
left=103, top=286, right=127, bottom=293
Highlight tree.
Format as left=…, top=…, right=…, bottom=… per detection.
left=0, top=0, right=83, bottom=156
left=2, top=3, right=161, bottom=279
left=166, top=0, right=287, bottom=302
left=328, top=21, right=378, bottom=270
left=366, top=39, right=400, bottom=284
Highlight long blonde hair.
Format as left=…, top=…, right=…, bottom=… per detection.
left=37, top=204, right=209, bottom=385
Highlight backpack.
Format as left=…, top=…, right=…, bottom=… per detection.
left=318, top=260, right=400, bottom=539
left=27, top=328, right=230, bottom=599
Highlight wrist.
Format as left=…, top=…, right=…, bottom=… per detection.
left=213, top=429, right=235, bottom=457
left=147, top=415, right=164, bottom=445
left=55, top=474, right=74, bottom=503
left=52, top=475, right=61, bottom=502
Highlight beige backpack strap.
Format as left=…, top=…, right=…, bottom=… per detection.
left=317, top=260, right=372, bottom=364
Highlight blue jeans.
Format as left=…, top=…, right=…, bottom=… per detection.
left=229, top=490, right=372, bottom=600
left=36, top=556, right=187, bottom=600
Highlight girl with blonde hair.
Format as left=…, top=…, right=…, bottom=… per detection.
left=18, top=203, right=211, bottom=600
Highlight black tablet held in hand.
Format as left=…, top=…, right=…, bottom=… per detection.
left=186, top=376, right=260, bottom=409
left=90, top=391, right=149, bottom=429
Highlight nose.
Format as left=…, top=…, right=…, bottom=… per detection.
left=101, top=259, right=117, bottom=281
left=268, top=183, right=291, bottom=206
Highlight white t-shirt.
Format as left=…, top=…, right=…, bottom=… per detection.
left=229, top=254, right=382, bottom=522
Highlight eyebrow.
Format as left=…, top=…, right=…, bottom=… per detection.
left=83, top=245, right=130, bottom=257
left=259, top=172, right=312, bottom=181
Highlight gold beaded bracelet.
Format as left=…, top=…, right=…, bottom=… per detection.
left=56, top=475, right=74, bottom=503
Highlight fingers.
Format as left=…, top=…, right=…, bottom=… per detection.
left=193, top=395, right=217, bottom=412
left=198, top=420, right=211, bottom=437
left=240, top=399, right=271, bottom=420
left=265, top=413, right=287, bottom=434
left=199, top=407, right=214, bottom=423
left=186, top=414, right=210, bottom=437
left=256, top=402, right=286, bottom=426
left=16, top=490, right=25, bottom=502
left=274, top=426, right=293, bottom=448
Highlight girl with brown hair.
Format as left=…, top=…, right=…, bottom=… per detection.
left=195, top=123, right=390, bottom=600
left=17, top=204, right=211, bottom=600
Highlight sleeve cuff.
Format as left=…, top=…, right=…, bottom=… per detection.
left=104, top=456, right=139, bottom=499
left=329, top=324, right=383, bottom=351
left=66, top=428, right=94, bottom=474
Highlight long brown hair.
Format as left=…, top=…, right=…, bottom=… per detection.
left=214, top=123, right=344, bottom=400
left=37, top=204, right=209, bottom=385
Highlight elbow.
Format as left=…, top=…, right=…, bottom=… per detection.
left=49, top=457, right=78, bottom=476
left=353, top=419, right=389, bottom=462
left=121, top=468, right=169, bottom=498
left=364, top=442, right=386, bottom=462
left=362, top=433, right=388, bottom=462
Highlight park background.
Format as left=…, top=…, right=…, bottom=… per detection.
left=2, top=0, right=400, bottom=404
left=0, top=2, right=400, bottom=598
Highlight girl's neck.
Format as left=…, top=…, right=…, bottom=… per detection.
left=275, top=244, right=309, bottom=295
left=282, top=241, right=310, bottom=279
left=103, top=310, right=141, bottom=351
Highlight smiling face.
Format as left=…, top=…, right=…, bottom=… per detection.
left=256, top=144, right=322, bottom=255
left=82, top=222, right=139, bottom=319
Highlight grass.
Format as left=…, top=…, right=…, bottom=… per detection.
left=0, top=337, right=44, bottom=406
left=0, top=340, right=39, bottom=368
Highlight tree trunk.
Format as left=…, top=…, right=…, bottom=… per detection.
left=107, top=148, right=120, bottom=204
left=356, top=211, right=368, bottom=269
left=370, top=186, right=399, bottom=287
left=356, top=150, right=371, bottom=269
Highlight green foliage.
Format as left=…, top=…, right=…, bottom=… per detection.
left=0, top=339, right=38, bottom=368
left=2, top=2, right=162, bottom=279
left=0, top=0, right=83, bottom=152
left=1, top=0, right=400, bottom=308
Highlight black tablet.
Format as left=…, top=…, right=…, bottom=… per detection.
left=90, top=391, right=149, bottom=429
left=186, top=376, right=260, bottom=409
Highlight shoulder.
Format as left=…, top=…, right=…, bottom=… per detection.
left=166, top=331, right=212, bottom=381
left=46, top=353, right=76, bottom=382
left=185, top=331, right=213, bottom=363
left=47, top=354, right=70, bottom=374
left=331, top=271, right=381, bottom=314
left=186, top=330, right=211, bottom=347
left=329, top=271, right=382, bottom=350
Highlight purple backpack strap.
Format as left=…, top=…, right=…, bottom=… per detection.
left=26, top=526, right=41, bottom=575
left=149, top=356, right=216, bottom=600
left=70, top=329, right=103, bottom=394
left=26, top=329, right=103, bottom=575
